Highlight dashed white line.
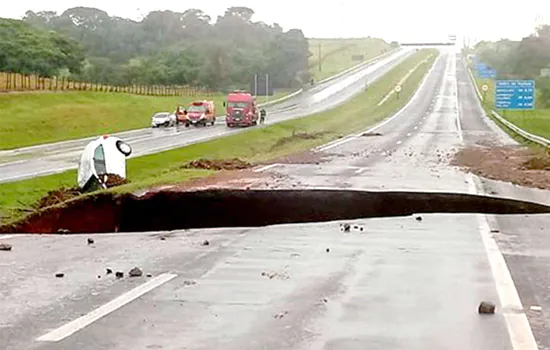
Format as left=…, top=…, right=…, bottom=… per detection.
left=466, top=175, right=538, bottom=350
left=313, top=53, right=442, bottom=153
left=37, top=273, right=178, bottom=342
left=414, top=126, right=418, bottom=130
left=406, top=133, right=412, bottom=137
left=254, top=163, right=281, bottom=173
left=354, top=168, right=367, bottom=174
left=396, top=141, right=402, bottom=145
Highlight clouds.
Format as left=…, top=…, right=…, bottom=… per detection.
left=3, top=0, right=550, bottom=41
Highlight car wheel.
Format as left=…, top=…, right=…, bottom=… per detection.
left=116, top=140, right=132, bottom=157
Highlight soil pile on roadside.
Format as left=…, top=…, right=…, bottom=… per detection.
left=32, top=174, right=128, bottom=210
left=270, top=131, right=326, bottom=150
left=452, top=145, right=550, bottom=189
left=33, top=188, right=82, bottom=209
left=182, top=158, right=252, bottom=171
left=104, top=174, right=129, bottom=188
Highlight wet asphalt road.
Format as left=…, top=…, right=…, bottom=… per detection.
left=0, top=49, right=413, bottom=184
left=1, top=48, right=549, bottom=349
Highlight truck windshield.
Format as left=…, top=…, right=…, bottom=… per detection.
left=228, top=102, right=248, bottom=108
left=188, top=105, right=206, bottom=112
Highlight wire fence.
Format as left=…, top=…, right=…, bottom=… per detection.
left=0, top=72, right=217, bottom=97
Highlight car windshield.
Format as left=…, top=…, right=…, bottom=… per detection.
left=187, top=105, right=206, bottom=112
left=228, top=102, right=248, bottom=108
left=153, top=113, right=169, bottom=118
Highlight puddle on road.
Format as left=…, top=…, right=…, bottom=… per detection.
left=2, top=189, right=550, bottom=234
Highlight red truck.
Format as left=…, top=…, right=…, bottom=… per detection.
left=224, top=91, right=266, bottom=128
left=176, top=100, right=216, bottom=127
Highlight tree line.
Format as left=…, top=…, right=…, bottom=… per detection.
left=1, top=6, right=311, bottom=91
left=471, top=25, right=550, bottom=107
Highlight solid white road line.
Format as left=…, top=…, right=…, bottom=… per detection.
left=0, top=235, right=15, bottom=240
left=254, top=163, right=281, bottom=173
left=37, top=273, right=177, bottom=342
left=453, top=56, right=464, bottom=143
left=466, top=175, right=538, bottom=350
left=316, top=136, right=358, bottom=152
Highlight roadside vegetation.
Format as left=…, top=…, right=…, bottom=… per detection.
left=0, top=49, right=437, bottom=225
left=308, top=38, right=392, bottom=81
left=467, top=24, right=550, bottom=140
left=4, top=8, right=310, bottom=91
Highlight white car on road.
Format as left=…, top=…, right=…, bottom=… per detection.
left=151, top=112, right=176, bottom=128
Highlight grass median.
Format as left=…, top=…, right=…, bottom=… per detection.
left=0, top=90, right=291, bottom=151
left=471, top=73, right=550, bottom=141
left=308, top=38, right=391, bottom=81
left=0, top=49, right=437, bottom=226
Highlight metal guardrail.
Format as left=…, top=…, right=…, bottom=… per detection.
left=491, top=110, right=550, bottom=148
left=467, top=67, right=550, bottom=149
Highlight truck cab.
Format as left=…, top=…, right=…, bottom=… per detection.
left=225, top=91, right=266, bottom=127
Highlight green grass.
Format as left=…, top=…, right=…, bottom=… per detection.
left=471, top=74, right=550, bottom=140
left=308, top=38, right=391, bottom=81
left=0, top=89, right=294, bottom=151
left=0, top=49, right=437, bottom=226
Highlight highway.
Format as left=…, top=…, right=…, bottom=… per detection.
left=0, top=48, right=413, bottom=184
left=1, top=48, right=549, bottom=349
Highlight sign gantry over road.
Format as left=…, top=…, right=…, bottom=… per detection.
left=495, top=80, right=535, bottom=110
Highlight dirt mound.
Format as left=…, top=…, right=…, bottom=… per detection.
left=104, top=174, right=129, bottom=187
left=521, top=156, right=550, bottom=170
left=182, top=158, right=252, bottom=171
left=452, top=146, right=550, bottom=189
left=31, top=174, right=128, bottom=211
left=270, top=131, right=326, bottom=150
left=33, top=188, right=82, bottom=209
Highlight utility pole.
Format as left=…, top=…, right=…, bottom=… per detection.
left=318, top=43, right=322, bottom=72
left=265, top=73, right=269, bottom=103
left=254, top=74, right=258, bottom=96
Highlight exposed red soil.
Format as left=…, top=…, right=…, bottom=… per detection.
left=33, top=188, right=82, bottom=209
left=452, top=145, right=550, bottom=189
left=181, top=158, right=252, bottom=171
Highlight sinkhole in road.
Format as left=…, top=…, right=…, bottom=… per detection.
left=2, top=189, right=550, bottom=234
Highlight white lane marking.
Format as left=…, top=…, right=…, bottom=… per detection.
left=316, top=54, right=442, bottom=153
left=354, top=168, right=367, bottom=174
left=466, top=175, right=538, bottom=350
left=406, top=133, right=412, bottom=137
left=0, top=235, right=27, bottom=240
left=414, top=126, right=418, bottom=130
left=453, top=56, right=464, bottom=143
left=396, top=141, right=402, bottom=145
left=317, top=136, right=358, bottom=152
left=37, top=273, right=177, bottom=342
left=0, top=159, right=29, bottom=168
left=468, top=68, right=484, bottom=101
left=254, top=163, right=281, bottom=173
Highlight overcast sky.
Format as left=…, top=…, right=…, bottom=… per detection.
left=2, top=0, right=549, bottom=43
